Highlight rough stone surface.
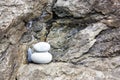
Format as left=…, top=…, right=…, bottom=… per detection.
left=0, top=0, right=120, bottom=80
left=53, top=0, right=120, bottom=27
left=94, top=0, right=120, bottom=15
left=17, top=62, right=120, bottom=80
left=0, top=0, right=48, bottom=80
left=17, top=63, right=106, bottom=80
left=89, top=27, right=120, bottom=57
left=0, top=0, right=47, bottom=34
left=0, top=44, right=27, bottom=80
left=47, top=22, right=107, bottom=62
left=53, top=0, right=95, bottom=17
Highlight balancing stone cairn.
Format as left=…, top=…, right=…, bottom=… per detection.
left=27, top=42, right=52, bottom=64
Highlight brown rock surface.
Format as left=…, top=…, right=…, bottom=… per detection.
left=17, top=63, right=105, bottom=80
left=0, top=0, right=120, bottom=80
left=0, top=0, right=48, bottom=40
left=0, top=0, right=48, bottom=80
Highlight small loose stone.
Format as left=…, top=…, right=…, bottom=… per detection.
left=27, top=48, right=33, bottom=62
left=33, top=42, right=50, bottom=52
left=31, top=52, right=52, bottom=64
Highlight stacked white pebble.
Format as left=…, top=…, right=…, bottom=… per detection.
left=30, top=42, right=52, bottom=64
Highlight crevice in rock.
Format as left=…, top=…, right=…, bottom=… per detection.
left=45, top=24, right=52, bottom=41
left=8, top=62, right=17, bottom=80
left=47, top=11, right=107, bottom=29
left=19, top=0, right=110, bottom=44
left=51, top=0, right=58, bottom=8
left=8, top=0, right=112, bottom=67
left=0, top=44, right=9, bottom=63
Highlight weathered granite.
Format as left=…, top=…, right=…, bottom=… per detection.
left=0, top=0, right=48, bottom=40
left=53, top=0, right=95, bottom=17
left=0, top=0, right=48, bottom=80
left=0, top=0, right=120, bottom=80
left=47, top=22, right=108, bottom=62
left=17, top=62, right=120, bottom=80
left=17, top=63, right=106, bottom=80
left=89, top=27, right=120, bottom=57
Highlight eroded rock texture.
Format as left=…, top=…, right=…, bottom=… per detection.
left=17, top=63, right=105, bottom=80
left=47, top=22, right=108, bottom=62
left=0, top=0, right=48, bottom=80
left=53, top=0, right=95, bottom=17
left=0, top=0, right=120, bottom=80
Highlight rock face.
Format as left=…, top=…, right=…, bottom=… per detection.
left=17, top=63, right=105, bottom=80
left=0, top=0, right=48, bottom=39
left=0, top=0, right=120, bottom=80
left=0, top=0, right=48, bottom=80
left=60, top=23, right=107, bottom=62
left=47, top=22, right=108, bottom=62
left=89, top=27, right=120, bottom=57
left=53, top=0, right=95, bottom=17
